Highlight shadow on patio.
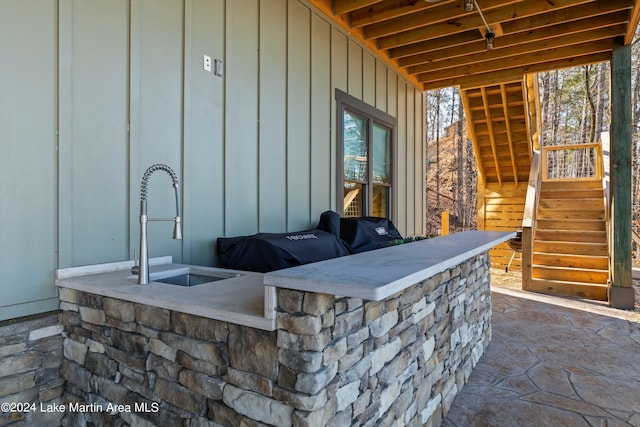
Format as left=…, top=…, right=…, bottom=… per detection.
left=444, top=274, right=640, bottom=427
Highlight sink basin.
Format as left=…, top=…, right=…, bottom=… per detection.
left=149, top=267, right=243, bottom=287
left=155, top=273, right=231, bottom=287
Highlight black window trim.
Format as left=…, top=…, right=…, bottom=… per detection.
left=336, top=89, right=397, bottom=219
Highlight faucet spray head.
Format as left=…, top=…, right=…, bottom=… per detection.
left=173, top=217, right=182, bottom=240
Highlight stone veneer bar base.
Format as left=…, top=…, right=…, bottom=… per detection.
left=59, top=253, right=491, bottom=427
left=0, top=313, right=65, bottom=427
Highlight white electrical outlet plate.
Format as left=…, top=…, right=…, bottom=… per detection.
left=203, top=55, right=212, bottom=72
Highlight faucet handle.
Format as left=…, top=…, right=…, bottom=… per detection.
left=131, top=250, right=140, bottom=275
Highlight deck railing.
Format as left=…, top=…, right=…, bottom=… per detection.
left=541, top=142, right=603, bottom=181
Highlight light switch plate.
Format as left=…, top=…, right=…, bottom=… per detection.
left=214, top=59, right=223, bottom=77
left=203, top=55, right=212, bottom=72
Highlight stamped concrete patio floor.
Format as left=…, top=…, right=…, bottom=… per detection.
left=444, top=281, right=640, bottom=427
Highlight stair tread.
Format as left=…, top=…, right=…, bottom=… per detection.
left=532, top=264, right=608, bottom=272
left=532, top=252, right=608, bottom=258
left=530, top=278, right=609, bottom=287
left=528, top=176, right=608, bottom=301
left=534, top=240, right=607, bottom=245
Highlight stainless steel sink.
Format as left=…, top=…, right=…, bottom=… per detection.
left=149, top=267, right=242, bottom=287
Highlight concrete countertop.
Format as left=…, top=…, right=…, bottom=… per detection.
left=264, top=230, right=516, bottom=301
left=56, top=230, right=514, bottom=331
left=56, top=260, right=276, bottom=331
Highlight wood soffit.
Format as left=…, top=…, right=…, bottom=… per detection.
left=309, top=0, right=640, bottom=91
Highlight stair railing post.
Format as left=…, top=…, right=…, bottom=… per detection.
left=522, top=150, right=541, bottom=290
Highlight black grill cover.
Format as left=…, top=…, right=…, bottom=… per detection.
left=340, top=217, right=403, bottom=253
left=217, top=229, right=350, bottom=273
left=317, top=210, right=341, bottom=237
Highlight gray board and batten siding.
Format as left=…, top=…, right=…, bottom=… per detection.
left=0, top=0, right=425, bottom=321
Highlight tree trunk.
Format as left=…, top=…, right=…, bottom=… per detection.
left=435, top=90, right=441, bottom=208
left=595, top=62, right=607, bottom=139
left=551, top=70, right=560, bottom=145
left=456, top=89, right=464, bottom=227
left=584, top=65, right=597, bottom=144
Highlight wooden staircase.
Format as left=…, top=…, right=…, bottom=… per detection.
left=529, top=179, right=609, bottom=300
left=461, top=76, right=539, bottom=270
left=462, top=75, right=612, bottom=302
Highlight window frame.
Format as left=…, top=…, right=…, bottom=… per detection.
left=336, top=89, right=396, bottom=219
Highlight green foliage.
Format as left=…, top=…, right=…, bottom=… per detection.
left=391, top=235, right=429, bottom=246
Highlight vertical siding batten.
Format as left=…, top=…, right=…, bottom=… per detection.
left=135, top=0, right=184, bottom=262
left=406, top=84, right=416, bottom=236
left=415, top=90, right=424, bottom=236
left=128, top=0, right=142, bottom=256
left=71, top=0, right=129, bottom=266
left=286, top=1, right=312, bottom=231
left=259, top=0, right=288, bottom=233
left=362, top=52, right=375, bottom=106
left=310, top=13, right=332, bottom=219
left=330, top=29, right=348, bottom=213
left=387, top=72, right=398, bottom=223
left=224, top=0, right=259, bottom=236
left=348, top=40, right=363, bottom=99
left=184, top=0, right=225, bottom=266
left=396, top=81, right=408, bottom=236
left=58, top=0, right=73, bottom=269
left=376, top=60, right=387, bottom=112
left=183, top=0, right=193, bottom=263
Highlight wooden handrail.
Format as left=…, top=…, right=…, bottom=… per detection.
left=522, top=150, right=541, bottom=290
left=541, top=142, right=603, bottom=181
left=542, top=142, right=601, bottom=152
left=600, top=132, right=611, bottom=282
left=343, top=188, right=360, bottom=212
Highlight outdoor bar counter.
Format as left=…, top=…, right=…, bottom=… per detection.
left=56, top=230, right=513, bottom=427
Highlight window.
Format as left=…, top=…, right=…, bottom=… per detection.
left=337, top=90, right=395, bottom=219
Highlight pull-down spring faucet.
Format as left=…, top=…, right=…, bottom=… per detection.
left=137, top=164, right=182, bottom=284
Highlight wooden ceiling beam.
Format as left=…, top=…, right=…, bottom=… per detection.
left=397, top=11, right=628, bottom=68
left=423, top=51, right=612, bottom=90
left=351, top=0, right=456, bottom=29
left=334, top=0, right=384, bottom=15
left=364, top=0, right=520, bottom=40
left=417, top=39, right=613, bottom=85
left=314, top=0, right=638, bottom=93
left=377, top=0, right=598, bottom=50
left=389, top=0, right=631, bottom=60
left=408, top=25, right=624, bottom=75
left=501, top=0, right=633, bottom=34
left=388, top=31, right=480, bottom=59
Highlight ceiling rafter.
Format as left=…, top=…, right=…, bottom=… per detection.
left=427, top=51, right=612, bottom=91
left=363, top=0, right=520, bottom=40
left=377, top=0, right=598, bottom=50
left=408, top=25, right=625, bottom=76
left=398, top=10, right=629, bottom=68
left=417, top=39, right=614, bottom=85
left=334, top=0, right=383, bottom=15
left=318, top=0, right=639, bottom=91
left=351, top=0, right=453, bottom=28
